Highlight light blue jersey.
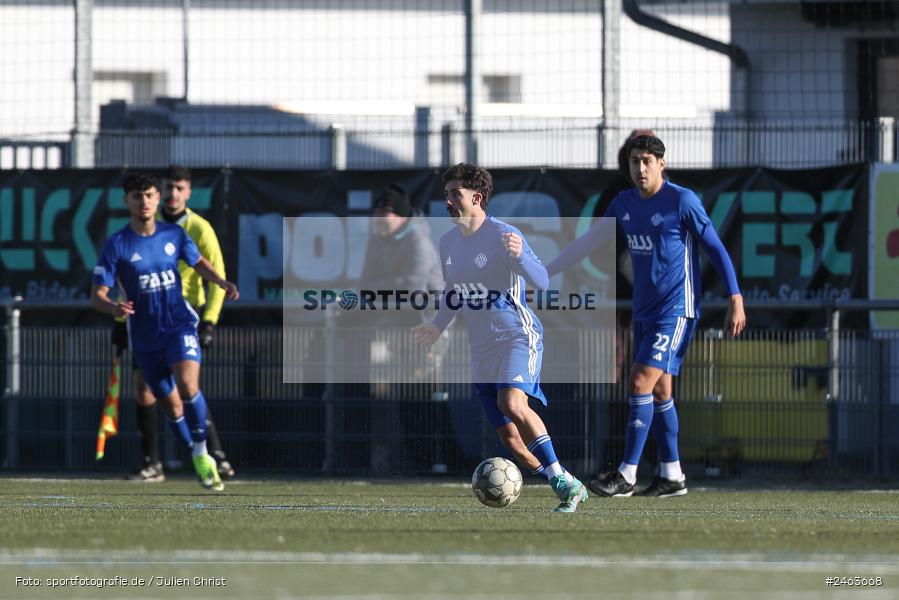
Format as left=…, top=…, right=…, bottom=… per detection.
left=437, top=216, right=546, bottom=362
left=605, top=180, right=710, bottom=320
left=93, top=222, right=201, bottom=353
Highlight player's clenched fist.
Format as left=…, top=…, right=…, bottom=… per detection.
left=502, top=232, right=523, bottom=258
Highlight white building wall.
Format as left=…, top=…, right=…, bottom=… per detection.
left=0, top=0, right=876, bottom=167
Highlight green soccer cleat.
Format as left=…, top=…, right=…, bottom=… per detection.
left=193, top=453, right=224, bottom=491
left=550, top=475, right=588, bottom=513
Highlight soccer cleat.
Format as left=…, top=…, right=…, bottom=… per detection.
left=588, top=471, right=636, bottom=497
left=127, top=462, right=165, bottom=483
left=636, top=476, right=688, bottom=498
left=550, top=475, right=589, bottom=513
left=217, top=459, right=236, bottom=481
left=193, top=453, right=224, bottom=491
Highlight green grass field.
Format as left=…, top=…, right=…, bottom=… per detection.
left=1, top=476, right=897, bottom=599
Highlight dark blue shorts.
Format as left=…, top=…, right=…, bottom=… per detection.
left=633, top=315, right=696, bottom=376
left=132, top=329, right=202, bottom=399
left=472, top=342, right=547, bottom=430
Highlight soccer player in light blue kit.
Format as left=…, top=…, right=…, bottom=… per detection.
left=548, top=136, right=746, bottom=497
left=413, top=163, right=588, bottom=513
left=91, top=173, right=239, bottom=491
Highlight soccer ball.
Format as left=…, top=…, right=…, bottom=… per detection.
left=471, top=457, right=522, bottom=508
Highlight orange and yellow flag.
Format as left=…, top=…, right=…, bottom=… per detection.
left=95, top=356, right=121, bottom=460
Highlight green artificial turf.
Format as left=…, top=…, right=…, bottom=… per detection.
left=0, top=477, right=896, bottom=598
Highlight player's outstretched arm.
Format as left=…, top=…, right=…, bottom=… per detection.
left=192, top=257, right=240, bottom=300
left=545, top=219, right=606, bottom=277
left=91, top=284, right=134, bottom=318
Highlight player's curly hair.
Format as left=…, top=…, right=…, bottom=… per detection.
left=123, top=172, right=158, bottom=194
left=442, top=163, right=494, bottom=207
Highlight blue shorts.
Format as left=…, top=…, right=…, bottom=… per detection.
left=472, top=341, right=547, bottom=430
left=132, top=329, right=202, bottom=399
left=633, top=315, right=696, bottom=375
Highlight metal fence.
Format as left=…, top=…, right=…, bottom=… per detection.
left=3, top=301, right=898, bottom=480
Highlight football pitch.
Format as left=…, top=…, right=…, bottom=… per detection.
left=0, top=477, right=897, bottom=599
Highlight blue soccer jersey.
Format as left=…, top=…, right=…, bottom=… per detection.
left=436, top=216, right=546, bottom=362
left=93, top=222, right=202, bottom=352
left=605, top=180, right=710, bottom=320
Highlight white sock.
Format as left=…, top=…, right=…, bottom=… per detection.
left=544, top=461, right=565, bottom=479
left=660, top=461, right=684, bottom=482
left=618, top=463, right=637, bottom=485
left=191, top=440, right=207, bottom=457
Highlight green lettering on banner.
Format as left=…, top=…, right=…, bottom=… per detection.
left=21, top=188, right=35, bottom=241
left=41, top=189, right=70, bottom=271
left=741, top=191, right=776, bottom=214
left=190, top=188, right=212, bottom=211
left=574, top=193, right=609, bottom=281
left=0, top=187, right=35, bottom=270
left=743, top=223, right=776, bottom=277
left=781, top=223, right=815, bottom=277
left=106, top=188, right=129, bottom=238
left=74, top=188, right=102, bottom=270
left=707, top=192, right=736, bottom=231
left=781, top=192, right=816, bottom=214
left=821, top=222, right=851, bottom=274
left=822, top=189, right=852, bottom=213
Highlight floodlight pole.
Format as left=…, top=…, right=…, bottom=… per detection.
left=182, top=0, right=190, bottom=101
left=601, top=0, right=622, bottom=169
left=72, top=0, right=94, bottom=167
left=464, top=0, right=481, bottom=164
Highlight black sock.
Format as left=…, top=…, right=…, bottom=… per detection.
left=136, top=404, right=160, bottom=465
left=205, top=410, right=226, bottom=461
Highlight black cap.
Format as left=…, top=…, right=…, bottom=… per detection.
left=373, top=183, right=411, bottom=218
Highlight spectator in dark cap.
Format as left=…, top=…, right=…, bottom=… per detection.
left=357, top=182, right=444, bottom=476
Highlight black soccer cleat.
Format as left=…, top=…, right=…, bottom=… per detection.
left=636, top=476, right=688, bottom=498
left=217, top=459, right=236, bottom=480
left=127, top=461, right=165, bottom=483
left=587, top=471, right=635, bottom=497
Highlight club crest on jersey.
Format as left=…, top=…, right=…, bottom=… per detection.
left=651, top=212, right=663, bottom=226
left=474, top=252, right=488, bottom=268
left=626, top=234, right=653, bottom=253
left=164, top=242, right=176, bottom=256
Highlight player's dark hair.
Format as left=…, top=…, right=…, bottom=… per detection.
left=626, top=135, right=666, bottom=160
left=442, top=163, right=493, bottom=207
left=617, top=129, right=657, bottom=176
left=165, top=164, right=192, bottom=182
left=123, top=173, right=158, bottom=194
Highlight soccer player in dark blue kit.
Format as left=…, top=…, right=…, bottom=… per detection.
left=91, top=173, right=239, bottom=491
left=413, top=163, right=587, bottom=513
left=548, top=135, right=746, bottom=497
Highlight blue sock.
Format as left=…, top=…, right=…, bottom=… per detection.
left=529, top=465, right=546, bottom=479
left=181, top=391, right=209, bottom=444
left=622, top=394, right=654, bottom=466
left=166, top=416, right=194, bottom=450
left=527, top=434, right=565, bottom=478
left=651, top=398, right=680, bottom=462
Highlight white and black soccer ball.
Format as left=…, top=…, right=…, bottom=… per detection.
left=471, top=457, right=523, bottom=508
